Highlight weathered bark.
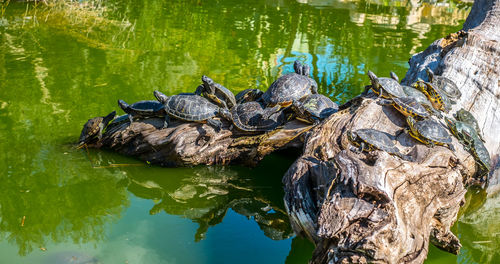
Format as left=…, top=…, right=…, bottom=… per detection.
left=96, top=117, right=312, bottom=167
left=283, top=0, right=500, bottom=263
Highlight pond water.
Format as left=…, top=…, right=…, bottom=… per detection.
left=0, top=0, right=497, bottom=263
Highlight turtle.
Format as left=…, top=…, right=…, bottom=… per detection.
left=118, top=99, right=166, bottom=125
left=347, top=128, right=411, bottom=161
left=426, top=67, right=461, bottom=100
left=230, top=102, right=285, bottom=132
left=291, top=94, right=338, bottom=124
left=454, top=108, right=485, bottom=142
left=466, top=132, right=491, bottom=175
left=78, top=111, right=116, bottom=147
left=378, top=96, right=430, bottom=119
left=401, top=84, right=443, bottom=118
left=412, top=79, right=451, bottom=112
left=154, top=90, right=232, bottom=131
left=195, top=75, right=236, bottom=109
left=261, top=60, right=318, bottom=107
left=444, top=117, right=478, bottom=148
left=235, top=88, right=264, bottom=104
left=406, top=116, right=454, bottom=150
left=366, top=71, right=407, bottom=99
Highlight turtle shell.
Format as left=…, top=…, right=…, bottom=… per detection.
left=235, top=88, right=264, bottom=104
left=262, top=61, right=318, bottom=106
left=392, top=97, right=429, bottom=118
left=162, top=94, right=220, bottom=121
left=368, top=71, right=406, bottom=98
left=471, top=138, right=491, bottom=171
left=444, top=118, right=477, bottom=147
left=355, top=128, right=401, bottom=154
left=414, top=119, right=452, bottom=145
left=454, top=108, right=485, bottom=142
left=231, top=102, right=284, bottom=132
left=79, top=111, right=116, bottom=145
left=119, top=100, right=166, bottom=119
left=293, top=94, right=338, bottom=123
left=426, top=68, right=461, bottom=100
left=402, top=85, right=431, bottom=106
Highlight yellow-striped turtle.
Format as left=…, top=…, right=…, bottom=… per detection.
left=366, top=71, right=406, bottom=99
left=379, top=96, right=430, bottom=119
left=406, top=116, right=453, bottom=150
left=78, top=111, right=116, bottom=147
left=425, top=68, right=461, bottom=101
left=347, top=128, right=412, bottom=161
left=412, top=79, right=451, bottom=112
left=291, top=94, right=338, bottom=124
left=401, top=84, right=443, bottom=118
left=230, top=102, right=284, bottom=132
left=261, top=60, right=318, bottom=107
left=195, top=75, right=236, bottom=109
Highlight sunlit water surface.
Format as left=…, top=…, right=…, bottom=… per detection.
left=1, top=0, right=497, bottom=263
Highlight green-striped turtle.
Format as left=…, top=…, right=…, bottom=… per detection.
left=195, top=75, right=236, bottom=109
left=261, top=60, right=318, bottom=107
left=454, top=108, right=485, bottom=142
left=78, top=111, right=116, bottom=147
left=426, top=68, right=461, bottom=101
left=347, top=128, right=411, bottom=161
left=444, top=117, right=478, bottom=148
left=154, top=90, right=232, bottom=131
left=118, top=99, right=166, bottom=124
left=230, top=102, right=284, bottom=132
left=366, top=71, right=406, bottom=98
left=406, top=116, right=453, bottom=150
left=467, top=134, right=491, bottom=176
left=291, top=94, right=338, bottom=124
left=379, top=96, right=430, bottom=119
left=235, top=88, right=264, bottom=104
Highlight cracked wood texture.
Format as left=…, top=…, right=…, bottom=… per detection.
left=283, top=0, right=500, bottom=263
left=96, top=118, right=312, bottom=167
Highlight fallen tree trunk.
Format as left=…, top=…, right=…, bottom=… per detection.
left=283, top=0, right=500, bottom=262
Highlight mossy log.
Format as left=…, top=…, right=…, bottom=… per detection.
left=283, top=0, right=500, bottom=262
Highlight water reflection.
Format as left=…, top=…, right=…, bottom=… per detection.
left=124, top=165, right=294, bottom=242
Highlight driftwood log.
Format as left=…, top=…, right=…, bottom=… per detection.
left=283, top=0, right=500, bottom=263
left=87, top=0, right=499, bottom=262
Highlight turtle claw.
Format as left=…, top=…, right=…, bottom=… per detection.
left=207, top=118, right=223, bottom=132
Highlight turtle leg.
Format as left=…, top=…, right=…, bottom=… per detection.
left=207, top=118, right=223, bottom=132
left=164, top=116, right=170, bottom=128
left=128, top=114, right=134, bottom=124
left=376, top=99, right=393, bottom=106
left=194, top=84, right=204, bottom=95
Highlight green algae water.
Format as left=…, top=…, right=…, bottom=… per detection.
left=0, top=0, right=497, bottom=263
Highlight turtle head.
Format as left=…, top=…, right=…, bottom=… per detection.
left=293, top=60, right=303, bottom=75
left=153, top=90, right=168, bottom=104
left=444, top=117, right=457, bottom=135
left=118, top=100, right=129, bottom=112
left=103, top=111, right=117, bottom=125
left=367, top=71, right=379, bottom=87
left=218, top=108, right=233, bottom=122
left=302, top=64, right=311, bottom=76
left=201, top=75, right=216, bottom=94
left=346, top=130, right=359, bottom=147
left=390, top=72, right=399, bottom=82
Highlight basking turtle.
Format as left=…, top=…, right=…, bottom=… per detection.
left=466, top=132, right=491, bottom=175
left=78, top=111, right=116, bottom=147
left=366, top=71, right=406, bottom=99
left=261, top=60, right=318, bottom=107
left=235, top=88, right=264, bottom=104
left=154, top=90, right=232, bottom=131
left=347, top=128, right=411, bottom=161
left=195, top=75, right=236, bottom=109
left=426, top=67, right=461, bottom=100
left=406, top=116, right=453, bottom=150
left=454, top=108, right=485, bottom=142
left=291, top=94, right=338, bottom=124
left=379, top=96, right=430, bottom=119
left=230, top=102, right=284, bottom=132
left=401, top=85, right=442, bottom=118
left=118, top=99, right=166, bottom=124
left=412, top=79, right=451, bottom=112
left=444, top=117, right=478, bottom=148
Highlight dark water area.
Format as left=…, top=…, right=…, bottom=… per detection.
left=1, top=0, right=497, bottom=263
